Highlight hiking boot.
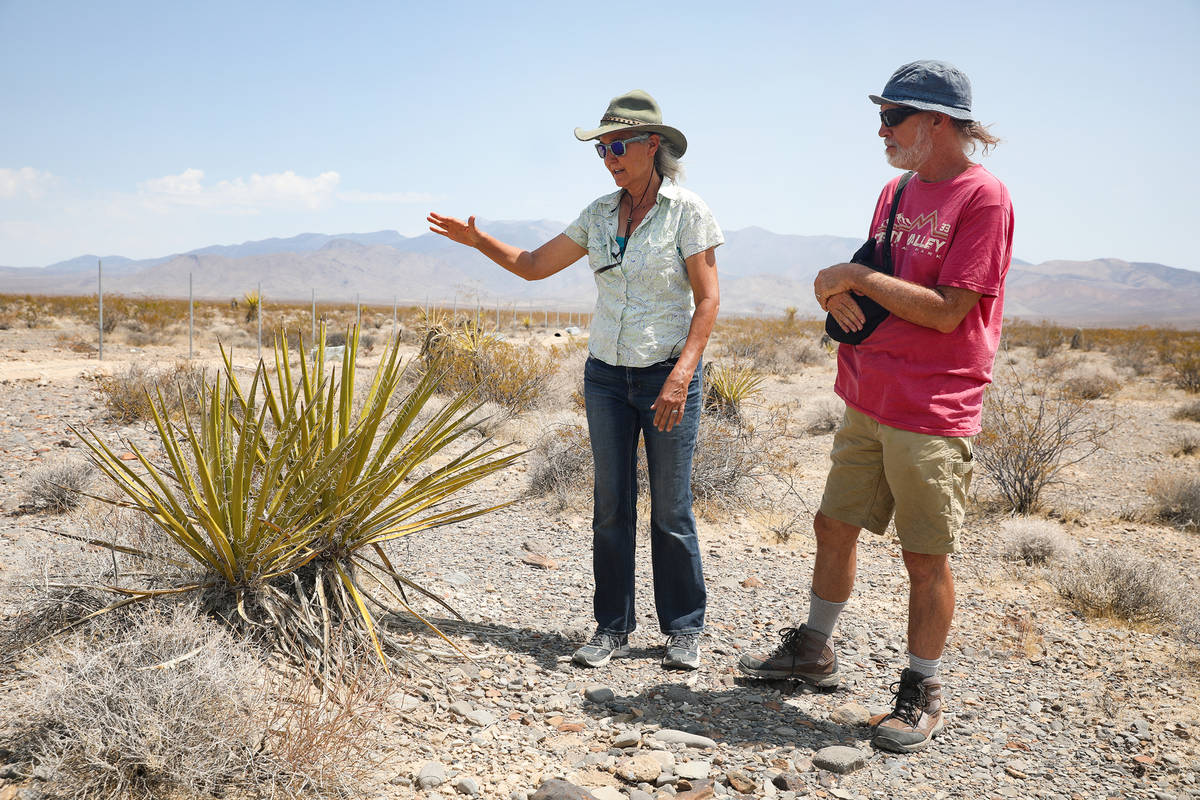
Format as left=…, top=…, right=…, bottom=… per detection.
left=872, top=668, right=944, bottom=753
left=737, top=624, right=841, bottom=687
left=572, top=629, right=630, bottom=668
left=662, top=631, right=701, bottom=670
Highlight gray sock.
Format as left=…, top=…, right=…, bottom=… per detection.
left=907, top=651, right=941, bottom=680
left=805, top=589, right=847, bottom=640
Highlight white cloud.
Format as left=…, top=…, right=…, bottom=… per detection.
left=0, top=167, right=56, bottom=199
left=138, top=168, right=342, bottom=212
left=335, top=189, right=434, bottom=205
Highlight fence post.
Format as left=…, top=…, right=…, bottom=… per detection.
left=97, top=259, right=103, bottom=361
left=188, top=272, right=194, bottom=360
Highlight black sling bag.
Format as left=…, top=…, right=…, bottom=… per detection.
left=824, top=171, right=914, bottom=345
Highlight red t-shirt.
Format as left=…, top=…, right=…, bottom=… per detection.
left=834, top=163, right=1014, bottom=436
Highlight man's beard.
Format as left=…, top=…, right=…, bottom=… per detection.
left=886, top=120, right=934, bottom=169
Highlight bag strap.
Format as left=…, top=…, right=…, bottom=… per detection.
left=881, top=171, right=915, bottom=275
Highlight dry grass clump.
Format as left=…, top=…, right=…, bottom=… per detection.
left=0, top=603, right=379, bottom=799
left=95, top=361, right=207, bottom=423
left=1061, top=366, right=1121, bottom=400
left=21, top=460, right=94, bottom=513
left=1169, top=431, right=1200, bottom=458
left=803, top=396, right=843, bottom=435
left=528, top=424, right=592, bottom=509
left=1052, top=549, right=1187, bottom=626
left=1173, top=400, right=1200, bottom=423
left=998, top=518, right=1074, bottom=566
left=1148, top=473, right=1200, bottom=531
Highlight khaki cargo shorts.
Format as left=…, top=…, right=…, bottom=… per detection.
left=818, top=406, right=973, bottom=555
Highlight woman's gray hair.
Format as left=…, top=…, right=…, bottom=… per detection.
left=653, top=135, right=685, bottom=182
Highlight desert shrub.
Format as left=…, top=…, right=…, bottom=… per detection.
left=0, top=308, right=15, bottom=329
left=70, top=327, right=519, bottom=674
left=0, top=603, right=377, bottom=799
left=690, top=413, right=766, bottom=506
left=0, top=586, right=109, bottom=662
left=1148, top=473, right=1200, bottom=531
left=528, top=424, right=593, bottom=509
left=1169, top=431, right=1200, bottom=457
left=998, top=518, right=1073, bottom=566
left=21, top=460, right=94, bottom=513
left=1003, top=320, right=1067, bottom=358
left=975, top=374, right=1113, bottom=513
left=1174, top=400, right=1200, bottom=422
left=804, top=397, right=844, bottom=435
left=1052, top=549, right=1187, bottom=625
left=96, top=361, right=207, bottom=423
left=718, top=316, right=826, bottom=374
left=425, top=319, right=559, bottom=414
left=1166, top=339, right=1200, bottom=393
left=703, top=362, right=765, bottom=423
left=1062, top=367, right=1121, bottom=400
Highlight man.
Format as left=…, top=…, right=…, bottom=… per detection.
left=738, top=60, right=1013, bottom=754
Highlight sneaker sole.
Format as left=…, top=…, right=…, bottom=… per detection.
left=572, top=647, right=630, bottom=668
left=736, top=662, right=841, bottom=687
left=871, top=717, right=944, bottom=753
left=661, top=655, right=700, bottom=670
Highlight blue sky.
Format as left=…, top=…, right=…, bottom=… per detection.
left=2, top=0, right=1197, bottom=270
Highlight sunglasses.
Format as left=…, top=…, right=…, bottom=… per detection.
left=595, top=133, right=651, bottom=158
left=879, top=106, right=924, bottom=128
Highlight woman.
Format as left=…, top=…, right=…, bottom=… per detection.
left=427, top=89, right=721, bottom=671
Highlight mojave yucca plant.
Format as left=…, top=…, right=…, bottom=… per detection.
left=704, top=361, right=766, bottom=422
left=68, top=325, right=521, bottom=674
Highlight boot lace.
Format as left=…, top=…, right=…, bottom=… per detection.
left=886, top=669, right=929, bottom=726
left=770, top=626, right=807, bottom=659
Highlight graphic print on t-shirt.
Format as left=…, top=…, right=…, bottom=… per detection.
left=874, top=209, right=953, bottom=259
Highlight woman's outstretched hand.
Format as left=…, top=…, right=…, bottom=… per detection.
left=427, top=212, right=482, bottom=248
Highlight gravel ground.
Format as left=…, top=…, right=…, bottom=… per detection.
left=1, top=324, right=1198, bottom=800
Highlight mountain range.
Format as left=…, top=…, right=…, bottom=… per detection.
left=2, top=223, right=1198, bottom=327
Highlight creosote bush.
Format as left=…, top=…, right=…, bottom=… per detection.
left=22, top=460, right=94, bottom=513
left=1148, top=473, right=1200, bottom=531
left=96, top=361, right=207, bottom=424
left=1052, top=549, right=1187, bottom=626
left=975, top=374, right=1113, bottom=513
left=998, top=517, right=1074, bottom=566
left=421, top=316, right=559, bottom=414
left=717, top=315, right=826, bottom=374
left=528, top=424, right=593, bottom=509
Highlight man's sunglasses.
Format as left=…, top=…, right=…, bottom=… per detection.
left=595, top=133, right=651, bottom=158
left=879, top=106, right=924, bottom=128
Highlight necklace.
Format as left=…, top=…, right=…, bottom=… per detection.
left=621, top=172, right=659, bottom=238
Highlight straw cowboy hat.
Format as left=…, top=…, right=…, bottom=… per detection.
left=574, top=89, right=688, bottom=157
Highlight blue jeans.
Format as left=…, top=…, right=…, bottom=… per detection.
left=583, top=355, right=706, bottom=636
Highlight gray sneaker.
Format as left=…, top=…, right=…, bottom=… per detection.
left=737, top=624, right=841, bottom=687
left=572, top=629, right=630, bottom=667
left=662, top=631, right=701, bottom=670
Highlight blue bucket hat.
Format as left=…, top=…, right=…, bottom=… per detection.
left=869, top=60, right=974, bottom=121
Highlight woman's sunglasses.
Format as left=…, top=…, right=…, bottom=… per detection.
left=878, top=106, right=924, bottom=128
left=595, top=133, right=651, bottom=158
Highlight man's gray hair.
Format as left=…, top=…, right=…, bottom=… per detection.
left=955, top=119, right=1001, bottom=156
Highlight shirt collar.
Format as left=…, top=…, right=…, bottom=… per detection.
left=599, top=177, right=681, bottom=211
